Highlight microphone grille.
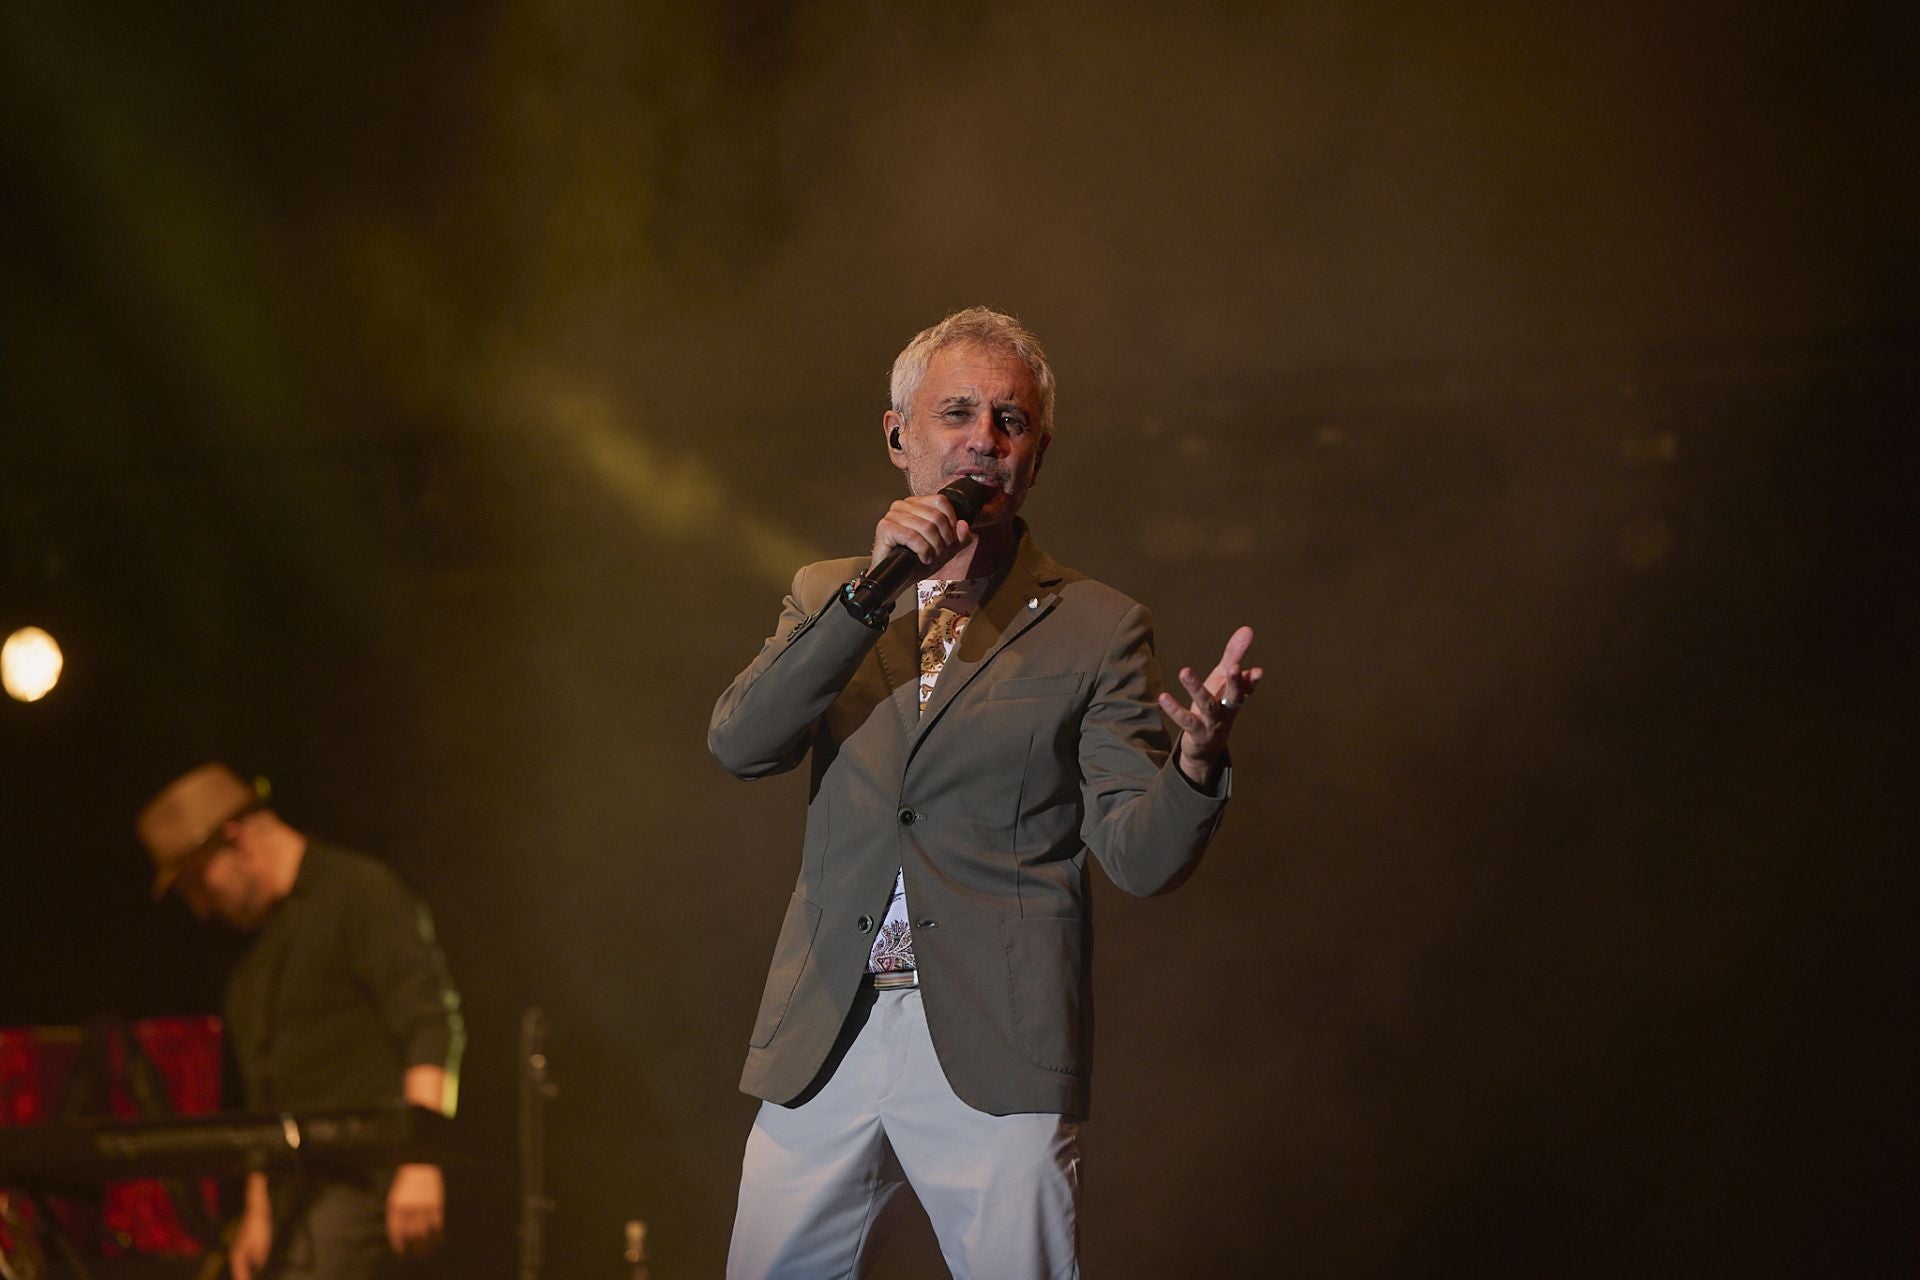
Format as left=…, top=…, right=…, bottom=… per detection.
left=939, top=476, right=994, bottom=522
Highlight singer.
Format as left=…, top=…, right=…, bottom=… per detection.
left=709, top=306, right=1261, bottom=1278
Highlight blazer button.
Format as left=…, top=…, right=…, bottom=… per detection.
left=897, top=807, right=917, bottom=826
left=914, top=919, right=937, bottom=930
left=857, top=915, right=875, bottom=934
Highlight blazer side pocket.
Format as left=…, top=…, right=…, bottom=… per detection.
left=751, top=892, right=823, bottom=1049
left=1000, top=915, right=1089, bottom=1076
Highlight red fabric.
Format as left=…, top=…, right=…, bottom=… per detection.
left=132, top=1017, right=224, bottom=1116
left=0, top=1028, right=80, bottom=1127
left=0, top=1018, right=223, bottom=1260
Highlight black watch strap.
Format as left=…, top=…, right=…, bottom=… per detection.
left=837, top=577, right=894, bottom=630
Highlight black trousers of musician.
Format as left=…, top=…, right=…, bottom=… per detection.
left=268, top=1179, right=395, bottom=1280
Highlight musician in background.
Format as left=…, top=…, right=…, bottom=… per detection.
left=137, top=763, right=465, bottom=1280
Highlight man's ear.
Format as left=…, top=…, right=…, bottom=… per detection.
left=1031, top=430, right=1051, bottom=483
left=883, top=410, right=909, bottom=472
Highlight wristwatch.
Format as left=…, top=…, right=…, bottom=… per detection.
left=837, top=576, right=894, bottom=630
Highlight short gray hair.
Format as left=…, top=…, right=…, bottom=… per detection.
left=888, top=306, right=1056, bottom=437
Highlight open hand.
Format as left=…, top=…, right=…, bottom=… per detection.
left=1159, top=625, right=1263, bottom=788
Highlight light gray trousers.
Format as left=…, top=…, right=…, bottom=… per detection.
left=726, top=987, right=1081, bottom=1280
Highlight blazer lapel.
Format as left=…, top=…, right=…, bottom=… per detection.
left=910, top=528, right=1065, bottom=752
left=871, top=606, right=923, bottom=740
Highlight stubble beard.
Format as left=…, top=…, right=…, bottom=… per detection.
left=909, top=454, right=1022, bottom=522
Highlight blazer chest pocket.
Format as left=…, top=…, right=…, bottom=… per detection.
left=982, top=672, right=1088, bottom=702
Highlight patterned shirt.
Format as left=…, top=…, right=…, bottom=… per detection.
left=867, top=576, right=988, bottom=973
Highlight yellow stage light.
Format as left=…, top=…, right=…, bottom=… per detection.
left=3, top=626, right=64, bottom=702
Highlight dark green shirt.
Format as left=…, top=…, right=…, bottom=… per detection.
left=224, top=841, right=463, bottom=1113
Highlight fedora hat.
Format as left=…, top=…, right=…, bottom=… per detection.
left=137, top=762, right=265, bottom=899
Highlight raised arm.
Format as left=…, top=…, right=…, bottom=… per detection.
left=1079, top=610, right=1259, bottom=897
left=709, top=562, right=886, bottom=778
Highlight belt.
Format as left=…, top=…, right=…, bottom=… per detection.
left=864, top=970, right=919, bottom=990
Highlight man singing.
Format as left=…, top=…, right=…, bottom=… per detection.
left=710, top=306, right=1261, bottom=1278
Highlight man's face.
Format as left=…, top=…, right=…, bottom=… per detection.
left=173, top=830, right=267, bottom=931
left=886, top=341, right=1050, bottom=527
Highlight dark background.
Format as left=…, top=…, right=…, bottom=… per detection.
left=2, top=2, right=1912, bottom=1276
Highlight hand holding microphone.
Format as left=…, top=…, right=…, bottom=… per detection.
left=849, top=476, right=995, bottom=616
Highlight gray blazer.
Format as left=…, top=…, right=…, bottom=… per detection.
left=709, top=524, right=1229, bottom=1118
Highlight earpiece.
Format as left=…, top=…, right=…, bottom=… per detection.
left=889, top=426, right=902, bottom=450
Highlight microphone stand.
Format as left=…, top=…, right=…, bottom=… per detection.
left=517, top=1007, right=556, bottom=1280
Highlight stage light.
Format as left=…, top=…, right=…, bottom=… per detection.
left=3, top=626, right=64, bottom=702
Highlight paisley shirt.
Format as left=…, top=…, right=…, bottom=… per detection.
left=867, top=575, right=988, bottom=973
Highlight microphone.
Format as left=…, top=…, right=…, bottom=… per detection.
left=847, top=476, right=994, bottom=615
